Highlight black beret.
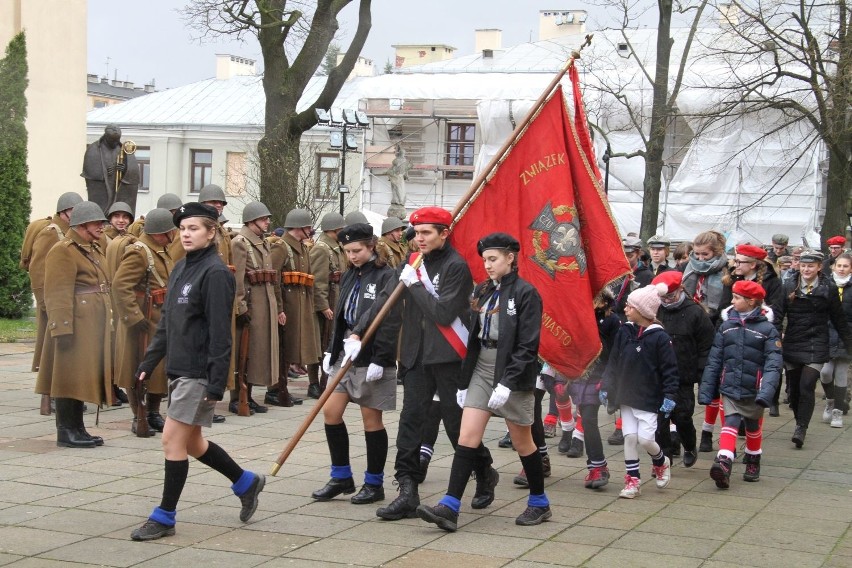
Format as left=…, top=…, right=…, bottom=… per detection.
left=477, top=232, right=521, bottom=256
left=173, top=202, right=218, bottom=225
left=338, top=223, right=374, bottom=244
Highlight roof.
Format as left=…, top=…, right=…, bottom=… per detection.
left=87, top=80, right=151, bottom=101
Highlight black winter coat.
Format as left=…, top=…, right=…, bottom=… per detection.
left=328, top=259, right=400, bottom=368
left=459, top=272, right=542, bottom=391
left=828, top=277, right=852, bottom=358
left=699, top=305, right=782, bottom=406
left=657, top=295, right=715, bottom=384
left=603, top=323, right=679, bottom=413
left=777, top=272, right=852, bottom=364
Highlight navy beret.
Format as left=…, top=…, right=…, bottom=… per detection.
left=338, top=223, right=374, bottom=244
left=173, top=202, right=218, bottom=225
left=477, top=232, right=521, bottom=256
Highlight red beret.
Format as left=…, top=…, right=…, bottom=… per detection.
left=732, top=280, right=766, bottom=300
left=735, top=244, right=767, bottom=260
left=827, top=236, right=846, bottom=246
left=651, top=270, right=683, bottom=294
left=409, top=207, right=452, bottom=227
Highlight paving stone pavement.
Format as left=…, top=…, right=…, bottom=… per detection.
left=1, top=342, right=850, bottom=567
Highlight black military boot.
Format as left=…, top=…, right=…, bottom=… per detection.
left=56, top=398, right=96, bottom=448
left=376, top=477, right=419, bottom=520
left=72, top=400, right=103, bottom=446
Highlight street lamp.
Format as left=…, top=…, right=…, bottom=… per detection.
left=602, top=144, right=611, bottom=195
left=315, top=107, right=369, bottom=215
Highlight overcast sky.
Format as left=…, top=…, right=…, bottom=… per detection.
left=88, top=1, right=639, bottom=89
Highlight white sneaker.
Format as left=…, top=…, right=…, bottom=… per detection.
left=831, top=408, right=843, bottom=428
left=823, top=400, right=835, bottom=423
left=653, top=456, right=671, bottom=488
left=619, top=475, right=641, bottom=499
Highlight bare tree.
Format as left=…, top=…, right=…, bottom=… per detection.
left=182, top=0, right=372, bottom=223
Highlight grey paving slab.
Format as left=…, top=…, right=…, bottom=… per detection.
left=36, top=537, right=176, bottom=567
left=710, top=541, right=828, bottom=568
left=130, top=547, right=272, bottom=568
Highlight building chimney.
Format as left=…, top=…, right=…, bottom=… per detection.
left=215, top=54, right=257, bottom=80
left=475, top=29, right=502, bottom=53
left=538, top=9, right=587, bottom=41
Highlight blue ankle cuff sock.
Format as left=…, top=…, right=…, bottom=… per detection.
left=149, top=506, right=176, bottom=527
left=528, top=493, right=549, bottom=508
left=364, top=471, right=383, bottom=486
left=331, top=464, right=353, bottom=480
left=231, top=470, right=255, bottom=496
left=438, top=495, right=461, bottom=513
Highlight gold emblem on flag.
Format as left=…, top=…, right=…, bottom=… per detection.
left=529, top=202, right=587, bottom=278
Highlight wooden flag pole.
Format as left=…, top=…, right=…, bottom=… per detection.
left=451, top=35, right=593, bottom=222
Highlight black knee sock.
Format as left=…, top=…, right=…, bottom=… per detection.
left=159, top=459, right=189, bottom=512
left=823, top=381, right=835, bottom=400
left=325, top=422, right=350, bottom=467
left=196, top=441, right=243, bottom=483
left=447, top=444, right=478, bottom=499
left=364, top=428, right=388, bottom=475
left=519, top=450, right=545, bottom=496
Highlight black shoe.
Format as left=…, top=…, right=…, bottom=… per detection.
left=607, top=428, right=624, bottom=445
left=147, top=412, right=166, bottom=432
left=710, top=456, right=732, bottom=489
left=699, top=431, right=714, bottom=452
left=131, top=419, right=156, bottom=437
left=683, top=449, right=698, bottom=468
left=56, top=428, right=96, bottom=448
left=78, top=428, right=104, bottom=446
left=565, top=438, right=584, bottom=458
left=471, top=466, right=499, bottom=509
left=792, top=425, right=806, bottom=449
left=351, top=483, right=384, bottom=504
left=307, top=383, right=322, bottom=399
left=419, top=454, right=431, bottom=478
left=311, top=477, right=356, bottom=501
left=248, top=399, right=268, bottom=413
left=113, top=385, right=128, bottom=406
left=769, top=404, right=780, bottom=417
left=376, top=477, right=419, bottom=520
left=670, top=431, right=681, bottom=456
left=238, top=473, right=265, bottom=522
left=743, top=454, right=761, bottom=482
left=557, top=430, right=573, bottom=454
left=228, top=400, right=255, bottom=415
left=212, top=414, right=226, bottom=423
left=497, top=431, right=513, bottom=449
left=515, top=505, right=552, bottom=526
left=265, top=390, right=302, bottom=407
left=130, top=519, right=175, bottom=541
left=416, top=503, right=458, bottom=532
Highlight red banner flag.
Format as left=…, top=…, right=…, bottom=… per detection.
left=451, top=69, right=629, bottom=377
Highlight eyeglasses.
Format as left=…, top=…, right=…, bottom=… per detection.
left=734, top=259, right=755, bottom=265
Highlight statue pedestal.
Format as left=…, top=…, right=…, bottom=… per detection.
left=387, top=204, right=407, bottom=220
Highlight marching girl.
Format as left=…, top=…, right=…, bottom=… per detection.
left=417, top=233, right=550, bottom=531
left=312, top=223, right=401, bottom=504
left=820, top=252, right=852, bottom=427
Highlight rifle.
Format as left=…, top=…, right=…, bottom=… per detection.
left=134, top=277, right=152, bottom=438
left=236, top=324, right=251, bottom=417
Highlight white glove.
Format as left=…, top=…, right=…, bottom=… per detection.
left=488, top=384, right=512, bottom=410
left=342, top=337, right=361, bottom=364
left=322, top=352, right=333, bottom=375
left=456, top=389, right=467, bottom=408
left=540, top=362, right=555, bottom=378
left=399, top=264, right=419, bottom=287
left=535, top=376, right=545, bottom=390
left=366, top=363, right=384, bottom=382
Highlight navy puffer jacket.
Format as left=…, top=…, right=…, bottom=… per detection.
left=699, top=305, right=782, bottom=406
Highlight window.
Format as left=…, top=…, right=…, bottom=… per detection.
left=190, top=149, right=212, bottom=193
left=316, top=154, right=339, bottom=200
left=94, top=100, right=107, bottom=108
left=445, top=123, right=475, bottom=179
left=135, top=146, right=151, bottom=192
left=226, top=152, right=246, bottom=196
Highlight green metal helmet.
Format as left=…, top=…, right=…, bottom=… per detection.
left=69, top=201, right=107, bottom=226
left=156, top=193, right=183, bottom=210
left=106, top=201, right=134, bottom=218
left=283, top=208, right=312, bottom=229
left=320, top=212, right=345, bottom=232
left=344, top=211, right=369, bottom=225
left=144, top=208, right=176, bottom=235
left=242, top=201, right=272, bottom=223
left=56, top=192, right=83, bottom=213
left=381, top=217, right=406, bottom=235
left=198, top=184, right=227, bottom=204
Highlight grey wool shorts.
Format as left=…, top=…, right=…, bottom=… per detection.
left=464, top=348, right=534, bottom=425
left=167, top=376, right=216, bottom=427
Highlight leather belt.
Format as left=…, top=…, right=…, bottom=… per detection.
left=75, top=283, right=110, bottom=295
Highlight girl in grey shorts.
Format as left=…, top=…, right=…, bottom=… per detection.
left=416, top=232, right=551, bottom=531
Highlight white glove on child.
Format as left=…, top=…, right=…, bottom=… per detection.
left=322, top=352, right=334, bottom=375
left=399, top=264, right=420, bottom=287
left=342, top=337, right=361, bottom=364
left=456, top=389, right=467, bottom=408
left=488, top=384, right=512, bottom=410
left=366, top=363, right=384, bottom=382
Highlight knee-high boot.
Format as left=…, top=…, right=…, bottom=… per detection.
left=56, top=398, right=96, bottom=448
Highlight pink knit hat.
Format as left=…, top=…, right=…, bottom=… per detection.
left=626, top=283, right=668, bottom=320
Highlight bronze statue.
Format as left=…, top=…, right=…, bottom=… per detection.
left=81, top=124, right=140, bottom=215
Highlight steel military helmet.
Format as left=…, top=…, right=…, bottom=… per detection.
left=144, top=208, right=176, bottom=235
left=56, top=192, right=83, bottom=213
left=381, top=217, right=406, bottom=235
left=156, top=193, right=183, bottom=211
left=344, top=211, right=369, bottom=225
left=197, top=184, right=227, bottom=205
left=242, top=201, right=272, bottom=224
left=283, top=208, right=312, bottom=229
left=69, top=201, right=107, bottom=226
left=106, top=201, right=134, bottom=218
left=320, top=212, right=345, bottom=232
